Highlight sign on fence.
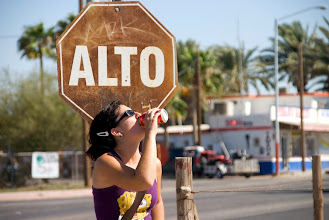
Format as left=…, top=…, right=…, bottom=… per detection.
left=32, top=152, right=59, bottom=179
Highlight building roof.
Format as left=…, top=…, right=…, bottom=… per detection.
left=207, top=92, right=329, bottom=100
left=157, top=124, right=210, bottom=134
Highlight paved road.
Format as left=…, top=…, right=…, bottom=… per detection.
left=192, top=176, right=329, bottom=220
left=1, top=172, right=328, bottom=219
left=0, top=198, right=95, bottom=220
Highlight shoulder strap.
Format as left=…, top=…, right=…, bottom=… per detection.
left=108, top=149, right=123, bottom=162
left=122, top=190, right=146, bottom=220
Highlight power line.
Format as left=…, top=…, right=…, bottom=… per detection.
left=178, top=57, right=197, bottom=76
left=192, top=180, right=329, bottom=193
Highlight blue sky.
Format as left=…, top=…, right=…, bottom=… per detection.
left=0, top=0, right=328, bottom=94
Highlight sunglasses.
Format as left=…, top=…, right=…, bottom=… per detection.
left=115, top=109, right=135, bottom=126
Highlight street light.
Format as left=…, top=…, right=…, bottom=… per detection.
left=274, top=5, right=327, bottom=175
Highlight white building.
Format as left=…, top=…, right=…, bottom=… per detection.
left=157, top=92, right=329, bottom=175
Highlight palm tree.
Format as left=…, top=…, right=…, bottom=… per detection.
left=177, top=40, right=200, bottom=87
left=309, top=17, right=329, bottom=91
left=260, top=21, right=318, bottom=92
left=54, top=13, right=76, bottom=39
left=177, top=40, right=221, bottom=96
left=199, top=48, right=223, bottom=97
left=162, top=89, right=188, bottom=148
left=166, top=89, right=188, bottom=125
left=209, top=45, right=273, bottom=95
left=18, top=23, right=56, bottom=96
left=177, top=40, right=221, bottom=125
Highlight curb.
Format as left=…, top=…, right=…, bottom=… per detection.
left=0, top=188, right=92, bottom=202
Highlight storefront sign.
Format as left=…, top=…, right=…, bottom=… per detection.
left=271, top=106, right=317, bottom=123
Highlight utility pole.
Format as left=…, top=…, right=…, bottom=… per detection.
left=79, top=0, right=83, bottom=11
left=298, top=42, right=306, bottom=172
left=237, top=18, right=244, bottom=94
left=193, top=52, right=202, bottom=146
left=274, top=18, right=280, bottom=175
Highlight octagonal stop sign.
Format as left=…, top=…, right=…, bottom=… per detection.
left=56, top=2, right=178, bottom=123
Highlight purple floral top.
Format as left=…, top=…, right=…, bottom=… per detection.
left=92, top=150, right=158, bottom=220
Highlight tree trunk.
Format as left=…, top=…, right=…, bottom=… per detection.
left=39, top=47, right=44, bottom=98
left=193, top=52, right=202, bottom=146
left=83, top=119, right=91, bottom=187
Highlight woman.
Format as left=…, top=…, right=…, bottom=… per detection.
left=86, top=101, right=164, bottom=220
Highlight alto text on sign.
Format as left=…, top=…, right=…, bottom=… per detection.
left=69, top=46, right=165, bottom=88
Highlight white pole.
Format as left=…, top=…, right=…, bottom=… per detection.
left=273, top=5, right=327, bottom=176
left=274, top=18, right=280, bottom=175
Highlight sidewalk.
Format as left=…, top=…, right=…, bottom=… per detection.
left=0, top=188, right=92, bottom=202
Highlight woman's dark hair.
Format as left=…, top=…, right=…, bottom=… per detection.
left=85, top=100, right=122, bottom=161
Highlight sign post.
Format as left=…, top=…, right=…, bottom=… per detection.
left=56, top=1, right=178, bottom=123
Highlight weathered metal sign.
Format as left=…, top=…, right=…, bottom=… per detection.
left=56, top=1, right=178, bottom=123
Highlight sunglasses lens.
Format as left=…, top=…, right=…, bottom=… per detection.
left=127, top=110, right=135, bottom=116
left=115, top=110, right=135, bottom=126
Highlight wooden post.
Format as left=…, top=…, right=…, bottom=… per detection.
left=83, top=119, right=91, bottom=187
left=312, top=155, right=323, bottom=220
left=175, top=157, right=199, bottom=220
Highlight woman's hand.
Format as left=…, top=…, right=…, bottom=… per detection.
left=144, top=108, right=161, bottom=136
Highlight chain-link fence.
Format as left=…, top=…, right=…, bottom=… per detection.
left=0, top=151, right=85, bottom=188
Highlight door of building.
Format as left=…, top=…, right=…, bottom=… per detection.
left=281, top=136, right=289, bottom=170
